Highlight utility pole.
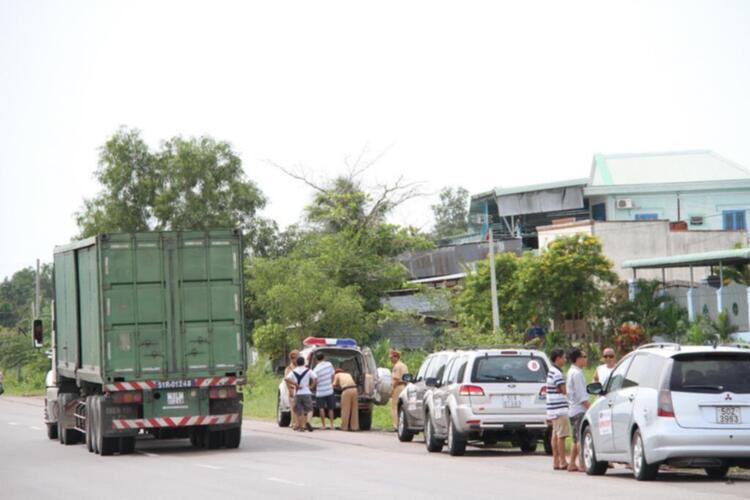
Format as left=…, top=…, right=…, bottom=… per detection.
left=481, top=203, right=500, bottom=333
left=35, top=259, right=41, bottom=318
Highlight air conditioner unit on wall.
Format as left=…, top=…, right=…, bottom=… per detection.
left=690, top=216, right=704, bottom=226
left=616, top=198, right=633, bottom=209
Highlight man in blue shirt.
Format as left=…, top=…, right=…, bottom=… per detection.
left=313, top=352, right=336, bottom=430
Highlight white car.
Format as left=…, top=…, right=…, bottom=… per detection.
left=581, top=343, right=750, bottom=480
left=276, top=337, right=390, bottom=430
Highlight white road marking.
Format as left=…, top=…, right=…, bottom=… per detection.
left=29, top=426, right=42, bottom=430
left=137, top=451, right=161, bottom=458
left=195, top=464, right=222, bottom=470
left=266, top=477, right=304, bottom=486
left=8, top=422, right=19, bottom=426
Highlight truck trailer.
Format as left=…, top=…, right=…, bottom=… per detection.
left=44, top=230, right=246, bottom=455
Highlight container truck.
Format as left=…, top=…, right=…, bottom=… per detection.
left=43, top=230, right=246, bottom=455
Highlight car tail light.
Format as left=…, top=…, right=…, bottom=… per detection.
left=657, top=389, right=675, bottom=417
left=459, top=385, right=485, bottom=396
left=466, top=419, right=480, bottom=425
left=112, top=391, right=143, bottom=404
left=209, top=386, right=238, bottom=399
left=538, top=386, right=547, bottom=399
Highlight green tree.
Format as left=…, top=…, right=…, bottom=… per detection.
left=710, top=310, right=738, bottom=343
left=76, top=128, right=268, bottom=253
left=0, top=265, right=53, bottom=329
left=623, top=280, right=673, bottom=340
left=431, top=187, right=470, bottom=239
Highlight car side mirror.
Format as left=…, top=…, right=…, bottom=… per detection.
left=586, top=382, right=604, bottom=396
left=402, top=373, right=413, bottom=384
left=425, top=377, right=438, bottom=387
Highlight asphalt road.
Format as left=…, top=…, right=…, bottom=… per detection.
left=1, top=396, right=749, bottom=500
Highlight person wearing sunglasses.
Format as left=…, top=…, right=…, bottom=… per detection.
left=593, top=347, right=617, bottom=386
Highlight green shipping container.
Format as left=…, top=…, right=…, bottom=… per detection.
left=53, top=230, right=247, bottom=386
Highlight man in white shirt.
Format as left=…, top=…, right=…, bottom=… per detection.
left=312, top=352, right=336, bottom=430
left=286, top=356, right=318, bottom=432
left=593, top=347, right=616, bottom=387
left=566, top=348, right=589, bottom=472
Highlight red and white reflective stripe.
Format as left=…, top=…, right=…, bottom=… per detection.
left=196, top=377, right=235, bottom=388
left=103, top=381, right=157, bottom=392
left=111, top=413, right=240, bottom=430
left=104, top=377, right=243, bottom=392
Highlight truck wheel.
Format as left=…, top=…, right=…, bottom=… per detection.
left=446, top=417, right=466, bottom=456
left=94, top=396, right=118, bottom=456
left=424, top=415, right=444, bottom=453
left=277, top=393, right=291, bottom=428
left=57, top=393, right=81, bottom=445
left=224, top=427, right=241, bottom=449
left=46, top=423, right=58, bottom=440
left=397, top=407, right=414, bottom=442
left=206, top=430, right=224, bottom=449
left=358, top=410, right=372, bottom=431
left=190, top=428, right=206, bottom=448
left=85, top=397, right=94, bottom=453
left=119, top=437, right=136, bottom=455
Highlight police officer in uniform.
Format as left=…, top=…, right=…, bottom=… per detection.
left=389, top=350, right=408, bottom=431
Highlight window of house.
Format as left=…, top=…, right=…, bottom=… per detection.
left=723, top=210, right=747, bottom=231
left=635, top=213, right=658, bottom=220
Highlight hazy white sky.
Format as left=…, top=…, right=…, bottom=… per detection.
left=2, top=0, right=750, bottom=280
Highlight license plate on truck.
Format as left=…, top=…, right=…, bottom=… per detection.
left=717, top=406, right=741, bottom=424
left=503, top=395, right=521, bottom=408
left=167, top=391, right=185, bottom=406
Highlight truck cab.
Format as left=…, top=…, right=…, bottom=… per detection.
left=277, top=337, right=391, bottom=430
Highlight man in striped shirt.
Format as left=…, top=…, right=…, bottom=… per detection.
left=546, top=348, right=570, bottom=470
left=313, top=352, right=336, bottom=430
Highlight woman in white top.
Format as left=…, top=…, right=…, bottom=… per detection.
left=593, top=347, right=617, bottom=386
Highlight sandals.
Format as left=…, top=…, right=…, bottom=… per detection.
left=553, top=463, right=569, bottom=470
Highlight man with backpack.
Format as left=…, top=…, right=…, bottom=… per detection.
left=286, top=356, right=318, bottom=432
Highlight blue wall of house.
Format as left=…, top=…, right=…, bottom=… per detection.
left=593, top=189, right=750, bottom=230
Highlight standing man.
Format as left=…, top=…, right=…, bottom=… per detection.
left=333, top=368, right=359, bottom=431
left=546, top=348, right=570, bottom=470
left=593, top=347, right=616, bottom=386
left=313, top=352, right=336, bottom=430
left=389, top=350, right=409, bottom=431
left=566, top=348, right=589, bottom=472
left=286, top=356, right=317, bottom=432
left=284, top=350, right=300, bottom=430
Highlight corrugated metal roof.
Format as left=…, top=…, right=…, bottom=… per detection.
left=491, top=178, right=589, bottom=197
left=623, top=248, right=750, bottom=269
left=590, top=150, right=750, bottom=187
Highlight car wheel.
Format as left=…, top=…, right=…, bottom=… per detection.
left=424, top=414, right=444, bottom=453
left=358, top=410, right=373, bottom=431
left=446, top=416, right=466, bottom=456
left=277, top=393, right=291, bottom=428
left=631, top=429, right=659, bottom=481
left=397, top=407, right=415, bottom=442
left=705, top=466, right=729, bottom=479
left=582, top=426, right=608, bottom=475
left=542, top=427, right=553, bottom=456
left=518, top=435, right=537, bottom=453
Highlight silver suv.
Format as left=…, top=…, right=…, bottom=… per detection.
left=396, top=351, right=460, bottom=442
left=581, top=343, right=750, bottom=480
left=422, top=348, right=552, bottom=456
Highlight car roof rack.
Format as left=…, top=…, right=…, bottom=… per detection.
left=637, top=342, right=681, bottom=351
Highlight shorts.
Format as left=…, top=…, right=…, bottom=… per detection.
left=316, top=394, right=336, bottom=410
left=550, top=415, right=571, bottom=439
left=569, top=414, right=584, bottom=443
left=293, top=394, right=313, bottom=416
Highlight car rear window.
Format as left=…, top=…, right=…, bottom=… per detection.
left=471, top=356, right=548, bottom=383
left=670, top=353, right=750, bottom=394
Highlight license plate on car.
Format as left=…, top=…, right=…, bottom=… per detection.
left=503, top=395, right=521, bottom=408
left=716, top=406, right=741, bottom=424
left=167, top=391, right=185, bottom=406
